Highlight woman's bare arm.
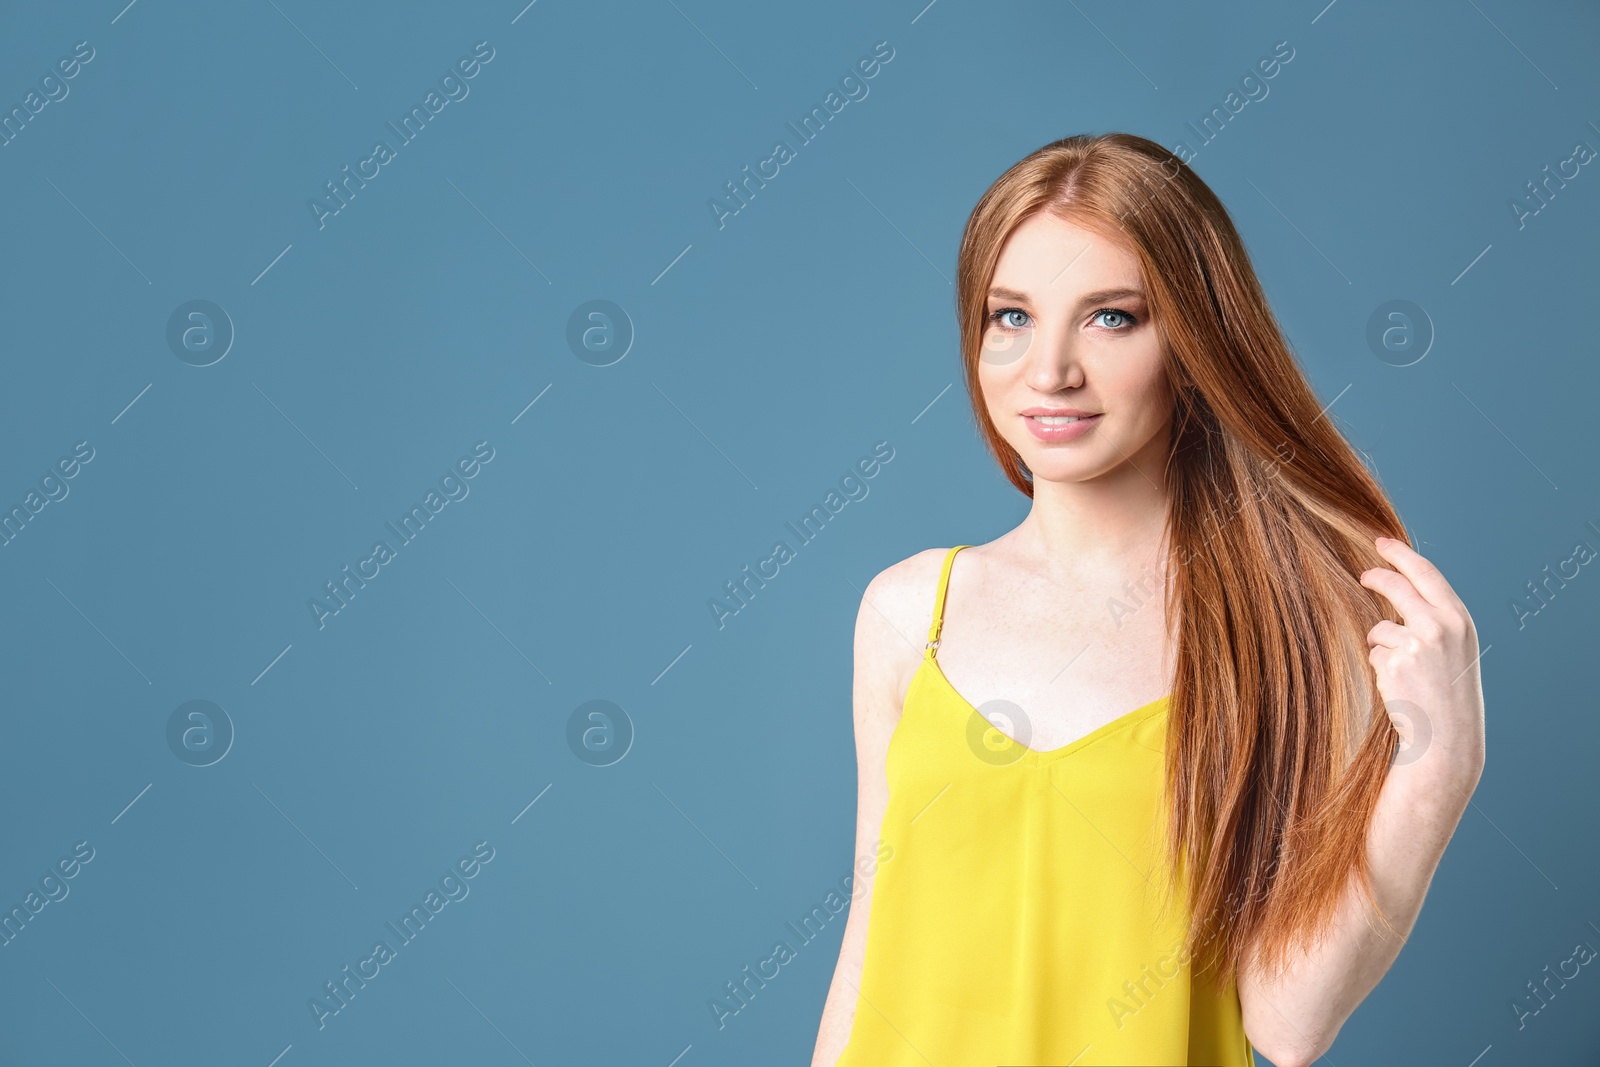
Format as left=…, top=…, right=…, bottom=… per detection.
left=810, top=555, right=931, bottom=1066
left=1237, top=538, right=1487, bottom=1066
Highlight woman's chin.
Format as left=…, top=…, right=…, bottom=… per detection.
left=1018, top=457, right=1101, bottom=484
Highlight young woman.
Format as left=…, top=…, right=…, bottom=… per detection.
left=810, top=133, right=1486, bottom=1067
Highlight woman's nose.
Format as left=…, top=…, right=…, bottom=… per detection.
left=1024, top=329, right=1081, bottom=390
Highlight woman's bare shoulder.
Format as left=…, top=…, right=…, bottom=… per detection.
left=851, top=547, right=965, bottom=709
left=857, top=546, right=959, bottom=627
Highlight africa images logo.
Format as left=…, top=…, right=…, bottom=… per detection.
left=308, top=41, right=496, bottom=230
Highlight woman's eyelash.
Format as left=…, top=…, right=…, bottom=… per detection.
left=985, top=307, right=1139, bottom=329
left=1090, top=307, right=1138, bottom=329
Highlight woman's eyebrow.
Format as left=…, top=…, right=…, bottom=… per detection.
left=987, top=285, right=1146, bottom=309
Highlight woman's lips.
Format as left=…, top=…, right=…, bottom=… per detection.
left=1023, top=413, right=1102, bottom=442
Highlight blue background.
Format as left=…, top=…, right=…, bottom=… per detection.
left=1, top=0, right=1597, bottom=1064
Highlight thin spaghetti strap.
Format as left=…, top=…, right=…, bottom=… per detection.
left=925, top=545, right=972, bottom=657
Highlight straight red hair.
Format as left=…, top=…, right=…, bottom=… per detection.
left=955, top=132, right=1409, bottom=989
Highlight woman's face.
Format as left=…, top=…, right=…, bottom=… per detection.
left=977, top=211, right=1174, bottom=487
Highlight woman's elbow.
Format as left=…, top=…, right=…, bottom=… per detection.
left=1247, top=1030, right=1327, bottom=1067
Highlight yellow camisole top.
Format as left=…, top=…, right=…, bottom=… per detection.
left=835, top=544, right=1257, bottom=1067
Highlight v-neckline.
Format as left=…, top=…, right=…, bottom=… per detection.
left=916, top=653, right=1169, bottom=765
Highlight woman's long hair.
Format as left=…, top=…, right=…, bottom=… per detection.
left=956, top=132, right=1409, bottom=989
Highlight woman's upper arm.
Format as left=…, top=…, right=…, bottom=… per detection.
left=810, top=553, right=933, bottom=1065
left=848, top=561, right=918, bottom=896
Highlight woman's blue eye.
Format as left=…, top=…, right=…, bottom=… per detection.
left=989, top=307, right=1137, bottom=331
left=1092, top=308, right=1136, bottom=330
